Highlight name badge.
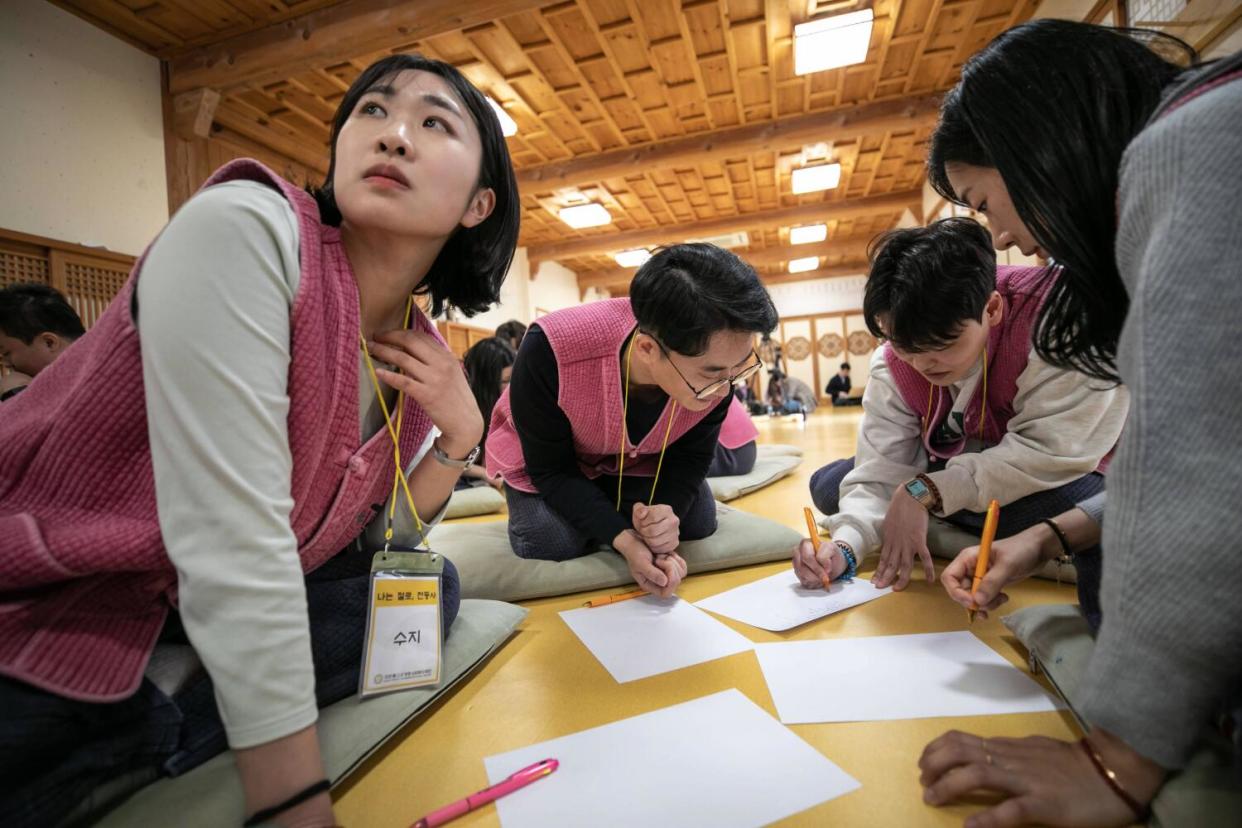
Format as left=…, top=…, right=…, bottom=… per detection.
left=359, top=549, right=444, bottom=698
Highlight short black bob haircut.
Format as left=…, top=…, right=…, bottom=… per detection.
left=0, top=283, right=86, bottom=343
left=630, top=243, right=777, bottom=357
left=925, top=20, right=1194, bottom=382
left=308, top=53, right=520, bottom=319
left=863, top=217, right=997, bottom=354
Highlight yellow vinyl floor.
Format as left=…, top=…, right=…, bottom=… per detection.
left=333, top=407, right=1081, bottom=827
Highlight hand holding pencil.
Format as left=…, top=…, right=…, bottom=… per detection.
left=792, top=507, right=845, bottom=590
left=940, top=507, right=1065, bottom=617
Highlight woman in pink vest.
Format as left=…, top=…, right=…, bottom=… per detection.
left=0, top=54, right=519, bottom=827
left=798, top=218, right=1127, bottom=593
left=708, top=397, right=760, bottom=477
left=913, top=21, right=1242, bottom=826
left=487, top=244, right=777, bottom=596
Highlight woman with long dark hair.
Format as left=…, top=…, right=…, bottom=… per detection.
left=918, top=20, right=1242, bottom=826
left=0, top=53, right=519, bottom=826
left=461, top=336, right=517, bottom=488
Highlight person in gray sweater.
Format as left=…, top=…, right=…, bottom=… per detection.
left=912, top=20, right=1242, bottom=827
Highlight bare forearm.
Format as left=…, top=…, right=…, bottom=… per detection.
left=234, top=725, right=335, bottom=827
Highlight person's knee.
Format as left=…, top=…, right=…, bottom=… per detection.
left=507, top=514, right=588, bottom=561
left=440, top=558, right=461, bottom=635
left=809, top=459, right=853, bottom=515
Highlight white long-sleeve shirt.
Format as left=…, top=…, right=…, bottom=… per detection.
left=828, top=347, right=1129, bottom=560
left=138, top=181, right=443, bottom=749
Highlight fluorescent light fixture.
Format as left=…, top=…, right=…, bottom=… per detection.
left=486, top=96, right=518, bottom=137
left=794, top=9, right=875, bottom=75
left=791, top=163, right=842, bottom=194
left=790, top=223, right=828, bottom=245
left=788, top=256, right=819, bottom=273
left=613, top=248, right=651, bottom=268
left=558, top=203, right=612, bottom=229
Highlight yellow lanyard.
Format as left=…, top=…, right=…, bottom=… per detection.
left=923, top=346, right=988, bottom=445
left=615, top=332, right=677, bottom=512
left=359, top=295, right=425, bottom=545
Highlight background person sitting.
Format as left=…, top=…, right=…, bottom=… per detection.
left=0, top=282, right=86, bottom=401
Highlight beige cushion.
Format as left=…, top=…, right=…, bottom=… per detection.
left=444, top=485, right=506, bottom=519
left=437, top=503, right=802, bottom=602
left=1004, top=604, right=1241, bottom=827
left=92, top=600, right=527, bottom=828
left=708, top=450, right=803, bottom=502
left=926, top=516, right=1078, bottom=584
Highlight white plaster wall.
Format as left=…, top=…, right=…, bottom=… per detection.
left=767, top=273, right=867, bottom=317
left=0, top=0, right=168, bottom=255
left=467, top=247, right=533, bottom=330
left=465, top=249, right=583, bottom=330
left=527, top=260, right=582, bottom=321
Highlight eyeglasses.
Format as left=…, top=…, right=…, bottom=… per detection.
left=641, top=331, right=763, bottom=401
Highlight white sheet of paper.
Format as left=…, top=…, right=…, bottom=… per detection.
left=755, top=631, right=1064, bottom=724
left=695, top=570, right=893, bottom=631
left=558, top=596, right=753, bottom=683
left=483, top=689, right=860, bottom=828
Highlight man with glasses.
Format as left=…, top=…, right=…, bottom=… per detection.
left=486, top=244, right=776, bottom=596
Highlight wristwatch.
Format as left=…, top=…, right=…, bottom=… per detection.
left=431, top=437, right=481, bottom=469
left=903, top=474, right=942, bottom=513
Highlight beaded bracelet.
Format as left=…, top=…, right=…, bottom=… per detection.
left=834, top=540, right=858, bottom=581
left=1079, top=738, right=1150, bottom=823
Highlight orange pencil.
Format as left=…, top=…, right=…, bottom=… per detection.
left=968, top=499, right=1001, bottom=623
left=583, top=588, right=647, bottom=608
left=803, top=507, right=832, bottom=590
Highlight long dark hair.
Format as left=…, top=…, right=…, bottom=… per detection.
left=463, top=336, right=516, bottom=446
left=309, top=53, right=520, bottom=318
left=926, top=20, right=1194, bottom=382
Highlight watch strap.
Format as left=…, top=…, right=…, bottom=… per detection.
left=432, top=438, right=480, bottom=469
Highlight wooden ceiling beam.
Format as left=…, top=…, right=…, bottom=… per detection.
left=576, top=235, right=875, bottom=289
left=588, top=262, right=868, bottom=297
left=516, top=93, right=941, bottom=192
left=168, top=0, right=553, bottom=95
left=527, top=189, right=919, bottom=263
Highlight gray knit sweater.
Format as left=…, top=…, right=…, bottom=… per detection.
left=1078, top=60, right=1242, bottom=769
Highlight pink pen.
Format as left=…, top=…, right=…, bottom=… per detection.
left=412, top=758, right=559, bottom=828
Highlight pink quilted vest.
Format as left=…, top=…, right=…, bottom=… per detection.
left=719, top=397, right=759, bottom=449
left=0, top=159, right=441, bottom=701
left=487, top=298, right=716, bottom=493
left=886, top=266, right=1052, bottom=462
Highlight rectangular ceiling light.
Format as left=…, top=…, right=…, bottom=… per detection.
left=790, top=223, right=828, bottom=245
left=788, top=256, right=820, bottom=273
left=486, top=96, right=518, bottom=137
left=794, top=9, right=875, bottom=75
left=558, top=203, right=612, bottom=229
left=791, top=162, right=842, bottom=194
left=613, top=248, right=651, bottom=268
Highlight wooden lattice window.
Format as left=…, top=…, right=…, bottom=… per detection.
left=0, top=228, right=134, bottom=331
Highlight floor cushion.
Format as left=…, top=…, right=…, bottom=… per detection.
left=435, top=503, right=802, bottom=602
left=445, top=485, right=506, bottom=519
left=708, top=449, right=803, bottom=502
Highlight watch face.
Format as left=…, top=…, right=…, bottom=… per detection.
left=906, top=479, right=929, bottom=499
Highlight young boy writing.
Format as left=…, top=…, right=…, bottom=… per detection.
left=794, top=218, right=1128, bottom=590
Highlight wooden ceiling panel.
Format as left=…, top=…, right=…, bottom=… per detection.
left=61, top=0, right=1040, bottom=285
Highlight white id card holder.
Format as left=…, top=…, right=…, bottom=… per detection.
left=359, top=549, right=444, bottom=698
